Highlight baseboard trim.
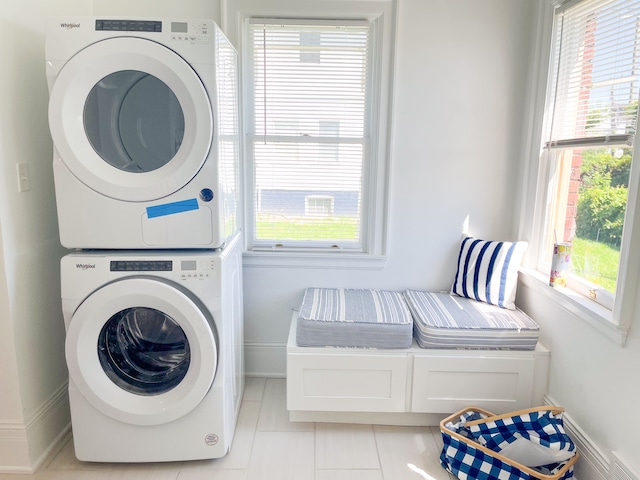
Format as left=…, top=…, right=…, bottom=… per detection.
left=0, top=382, right=70, bottom=473
left=0, top=423, right=31, bottom=473
left=544, top=395, right=609, bottom=480
left=245, top=342, right=286, bottom=377
left=26, top=382, right=71, bottom=472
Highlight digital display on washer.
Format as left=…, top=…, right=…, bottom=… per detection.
left=95, top=20, right=162, bottom=32
left=181, top=260, right=197, bottom=271
left=171, top=22, right=188, bottom=33
left=110, top=260, right=172, bottom=272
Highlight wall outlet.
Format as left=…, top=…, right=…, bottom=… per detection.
left=17, top=163, right=30, bottom=192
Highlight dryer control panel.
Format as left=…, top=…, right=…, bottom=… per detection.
left=93, top=19, right=211, bottom=43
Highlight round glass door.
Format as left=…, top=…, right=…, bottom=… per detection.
left=98, top=307, right=190, bottom=395
left=48, top=37, right=213, bottom=202
left=65, top=277, right=217, bottom=426
left=84, top=71, right=185, bottom=173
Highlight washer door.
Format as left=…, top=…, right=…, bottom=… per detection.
left=48, top=37, right=213, bottom=202
left=65, top=277, right=217, bottom=426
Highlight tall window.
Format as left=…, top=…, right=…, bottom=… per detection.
left=245, top=19, right=374, bottom=251
left=537, top=0, right=640, bottom=310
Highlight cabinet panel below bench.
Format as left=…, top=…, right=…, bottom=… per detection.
left=411, top=354, right=534, bottom=413
left=287, top=353, right=408, bottom=412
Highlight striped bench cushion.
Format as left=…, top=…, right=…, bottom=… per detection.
left=404, top=290, right=540, bottom=350
left=297, top=288, right=413, bottom=349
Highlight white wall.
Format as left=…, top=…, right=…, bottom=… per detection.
left=0, top=0, right=92, bottom=472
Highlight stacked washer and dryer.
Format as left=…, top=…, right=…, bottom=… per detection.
left=46, top=17, right=244, bottom=462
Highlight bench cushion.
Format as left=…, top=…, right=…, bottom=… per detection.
left=296, top=288, right=413, bottom=349
left=404, top=290, right=540, bottom=350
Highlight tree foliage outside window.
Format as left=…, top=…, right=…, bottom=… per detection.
left=576, top=148, right=630, bottom=247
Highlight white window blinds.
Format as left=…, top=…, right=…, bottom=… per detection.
left=247, top=19, right=372, bottom=249
left=546, top=0, right=640, bottom=148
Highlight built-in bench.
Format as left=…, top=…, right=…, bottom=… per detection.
left=286, top=312, right=550, bottom=426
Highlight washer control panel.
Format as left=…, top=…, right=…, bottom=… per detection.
left=95, top=20, right=162, bottom=32
left=110, top=260, right=172, bottom=272
left=109, top=259, right=215, bottom=280
left=179, top=259, right=216, bottom=280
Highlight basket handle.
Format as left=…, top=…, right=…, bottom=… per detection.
left=464, top=405, right=565, bottom=427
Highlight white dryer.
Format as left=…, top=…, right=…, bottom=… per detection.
left=60, top=233, right=244, bottom=462
left=46, top=18, right=240, bottom=249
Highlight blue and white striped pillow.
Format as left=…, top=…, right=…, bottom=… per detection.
left=451, top=237, right=528, bottom=310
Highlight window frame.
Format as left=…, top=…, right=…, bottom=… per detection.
left=245, top=17, right=374, bottom=252
left=223, top=0, right=394, bottom=269
left=519, top=0, right=640, bottom=344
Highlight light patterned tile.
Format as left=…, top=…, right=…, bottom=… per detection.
left=315, top=469, right=383, bottom=480
left=315, top=423, right=380, bottom=469
left=374, top=425, right=453, bottom=480
left=256, top=379, right=314, bottom=432
left=430, top=426, right=445, bottom=450
left=42, top=437, right=182, bottom=476
left=246, top=431, right=314, bottom=480
left=177, top=469, right=247, bottom=480
left=242, top=377, right=266, bottom=402
left=180, top=401, right=260, bottom=472
left=18, top=378, right=461, bottom=480
left=27, top=469, right=181, bottom=480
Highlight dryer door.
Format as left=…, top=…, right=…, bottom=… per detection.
left=65, top=277, right=217, bottom=426
left=48, top=37, right=213, bottom=202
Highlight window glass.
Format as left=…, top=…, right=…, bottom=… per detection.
left=84, top=70, right=185, bottom=173
left=544, top=146, right=630, bottom=301
left=246, top=20, right=372, bottom=250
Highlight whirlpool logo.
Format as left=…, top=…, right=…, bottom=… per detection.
left=60, top=22, right=81, bottom=30
left=76, top=263, right=96, bottom=270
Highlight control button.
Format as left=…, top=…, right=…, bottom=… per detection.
left=200, top=188, right=214, bottom=202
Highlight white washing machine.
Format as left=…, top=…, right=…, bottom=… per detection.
left=60, top=233, right=244, bottom=462
left=46, top=17, right=240, bottom=249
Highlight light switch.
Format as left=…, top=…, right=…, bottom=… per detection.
left=17, top=163, right=30, bottom=192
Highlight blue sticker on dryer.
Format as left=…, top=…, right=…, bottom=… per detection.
left=146, top=198, right=199, bottom=218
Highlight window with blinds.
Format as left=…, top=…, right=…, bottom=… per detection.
left=245, top=19, right=373, bottom=250
left=539, top=0, right=640, bottom=306
left=546, top=0, right=640, bottom=149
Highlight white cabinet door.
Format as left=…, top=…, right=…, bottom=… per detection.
left=287, top=353, right=408, bottom=412
left=411, top=354, right=535, bottom=414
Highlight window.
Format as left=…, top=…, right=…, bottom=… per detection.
left=305, top=195, right=334, bottom=217
left=533, top=0, right=640, bottom=316
left=245, top=19, right=377, bottom=252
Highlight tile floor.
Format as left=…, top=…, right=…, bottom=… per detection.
left=0, top=378, right=455, bottom=480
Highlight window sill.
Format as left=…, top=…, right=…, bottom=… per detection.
left=518, top=268, right=629, bottom=346
left=243, top=250, right=387, bottom=270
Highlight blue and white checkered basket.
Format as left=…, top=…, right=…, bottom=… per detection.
left=440, top=406, right=579, bottom=480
